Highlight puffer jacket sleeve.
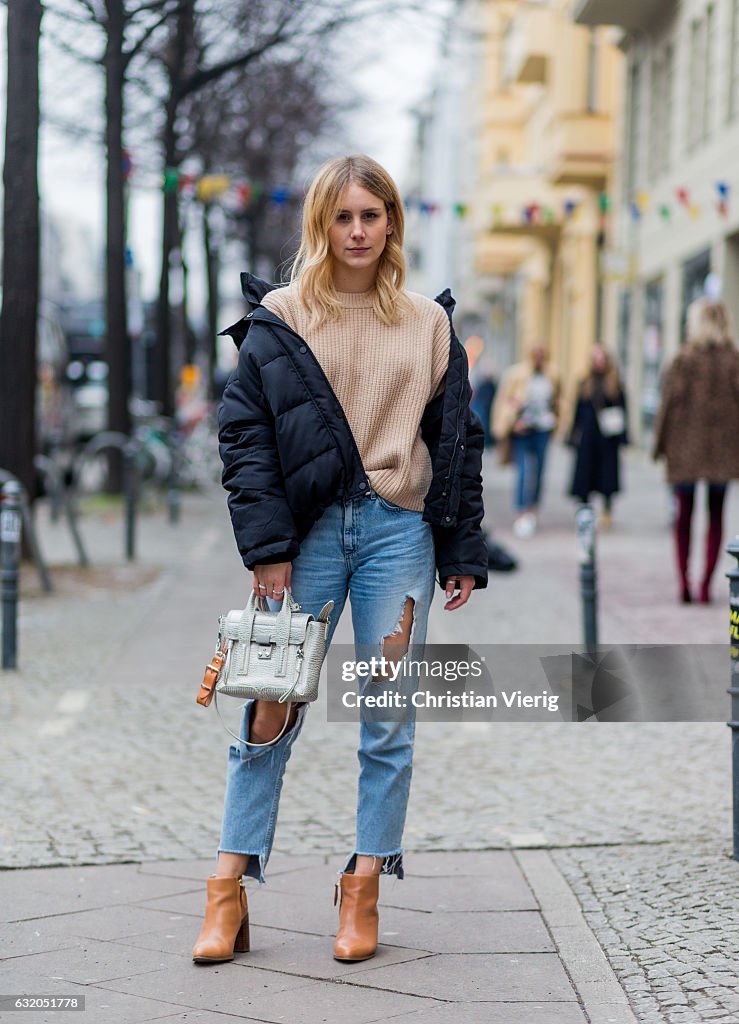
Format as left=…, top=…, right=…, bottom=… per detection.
left=434, top=396, right=489, bottom=591
left=218, top=334, right=300, bottom=569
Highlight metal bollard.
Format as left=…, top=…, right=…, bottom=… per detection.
left=1, top=481, right=22, bottom=669
left=726, top=536, right=739, bottom=860
left=123, top=442, right=138, bottom=562
left=167, top=430, right=181, bottom=526
left=575, top=504, right=598, bottom=656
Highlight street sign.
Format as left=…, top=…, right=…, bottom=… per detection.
left=0, top=509, right=21, bottom=544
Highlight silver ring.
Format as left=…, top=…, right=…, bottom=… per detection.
left=272, top=588, right=284, bottom=595
left=258, top=584, right=267, bottom=591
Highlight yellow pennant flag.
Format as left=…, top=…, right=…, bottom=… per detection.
left=196, top=174, right=231, bottom=202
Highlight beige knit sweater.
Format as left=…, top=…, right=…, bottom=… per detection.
left=261, top=282, right=451, bottom=511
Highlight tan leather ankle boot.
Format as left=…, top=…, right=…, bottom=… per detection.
left=192, top=876, right=249, bottom=963
left=333, top=873, right=379, bottom=962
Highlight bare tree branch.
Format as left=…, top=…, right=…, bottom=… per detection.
left=45, top=32, right=103, bottom=65
left=70, top=0, right=102, bottom=18
left=42, top=113, right=104, bottom=143
left=122, top=7, right=172, bottom=65
left=44, top=4, right=100, bottom=26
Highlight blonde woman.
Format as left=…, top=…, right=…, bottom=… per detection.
left=654, top=297, right=739, bottom=603
left=492, top=343, right=560, bottom=538
left=192, top=155, right=488, bottom=965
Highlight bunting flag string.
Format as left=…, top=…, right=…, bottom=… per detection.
left=157, top=166, right=735, bottom=227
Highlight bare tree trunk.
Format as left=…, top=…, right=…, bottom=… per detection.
left=0, top=0, right=42, bottom=499
left=104, top=0, right=130, bottom=489
left=154, top=114, right=178, bottom=417
left=154, top=2, right=194, bottom=417
left=202, top=204, right=220, bottom=397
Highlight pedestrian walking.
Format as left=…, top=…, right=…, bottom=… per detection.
left=470, top=354, right=497, bottom=448
left=193, top=154, right=488, bottom=966
left=653, top=296, right=739, bottom=604
left=567, top=344, right=628, bottom=529
left=492, top=343, right=560, bottom=538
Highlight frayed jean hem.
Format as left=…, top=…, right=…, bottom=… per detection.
left=342, top=849, right=405, bottom=879
left=216, top=849, right=267, bottom=885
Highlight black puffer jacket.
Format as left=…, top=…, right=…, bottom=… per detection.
left=218, top=273, right=488, bottom=591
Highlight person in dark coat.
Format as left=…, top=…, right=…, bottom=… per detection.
left=653, top=297, right=739, bottom=603
left=568, top=345, right=628, bottom=529
left=470, top=354, right=497, bottom=448
left=193, top=154, right=488, bottom=969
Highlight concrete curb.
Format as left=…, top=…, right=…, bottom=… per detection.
left=516, top=849, right=638, bottom=1024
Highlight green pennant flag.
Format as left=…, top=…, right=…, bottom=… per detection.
left=163, top=167, right=179, bottom=195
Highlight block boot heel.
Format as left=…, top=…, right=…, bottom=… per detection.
left=192, top=876, right=250, bottom=963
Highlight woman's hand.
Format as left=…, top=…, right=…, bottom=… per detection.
left=253, top=562, right=292, bottom=601
left=443, top=575, right=475, bottom=611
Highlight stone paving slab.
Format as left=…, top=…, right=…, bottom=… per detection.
left=377, top=907, right=554, bottom=953
left=390, top=1002, right=589, bottom=1024
left=0, top=850, right=611, bottom=1024
left=345, top=950, right=577, bottom=1001
left=372, top=860, right=538, bottom=912
left=2, top=865, right=199, bottom=923
left=129, top=1012, right=260, bottom=1024
left=0, top=940, right=187, bottom=988
left=97, top=969, right=439, bottom=1024
left=1, top=905, right=194, bottom=952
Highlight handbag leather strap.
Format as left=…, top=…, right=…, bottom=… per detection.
left=213, top=688, right=294, bottom=747
left=237, top=592, right=300, bottom=676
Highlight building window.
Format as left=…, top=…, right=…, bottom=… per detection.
left=688, top=17, right=705, bottom=151
left=648, top=51, right=666, bottom=182
left=625, top=62, right=641, bottom=198
left=642, top=280, right=664, bottom=437
left=663, top=43, right=673, bottom=169
left=586, top=28, right=599, bottom=113
left=704, top=4, right=715, bottom=140
left=618, top=290, right=631, bottom=378
left=682, top=249, right=711, bottom=342
left=729, top=0, right=739, bottom=119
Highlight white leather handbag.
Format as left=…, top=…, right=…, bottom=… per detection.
left=197, top=592, right=333, bottom=747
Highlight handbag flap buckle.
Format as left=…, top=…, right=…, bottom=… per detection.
left=257, top=643, right=274, bottom=660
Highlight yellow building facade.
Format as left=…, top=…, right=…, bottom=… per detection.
left=472, top=0, right=623, bottom=399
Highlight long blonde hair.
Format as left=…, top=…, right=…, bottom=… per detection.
left=290, top=154, right=414, bottom=329
left=686, top=297, right=734, bottom=346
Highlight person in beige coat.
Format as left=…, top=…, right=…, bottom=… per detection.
left=492, top=343, right=560, bottom=537
left=653, top=297, right=739, bottom=603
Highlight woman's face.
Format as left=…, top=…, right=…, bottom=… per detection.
left=591, top=346, right=607, bottom=373
left=327, top=182, right=393, bottom=279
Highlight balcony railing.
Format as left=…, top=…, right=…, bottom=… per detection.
left=504, top=3, right=555, bottom=85
left=574, top=0, right=672, bottom=31
left=475, top=234, right=535, bottom=275
left=548, top=112, right=614, bottom=186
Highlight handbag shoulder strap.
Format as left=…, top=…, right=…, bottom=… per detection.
left=213, top=689, right=294, bottom=747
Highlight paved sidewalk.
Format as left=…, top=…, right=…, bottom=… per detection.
left=1, top=443, right=738, bottom=1023
left=1, top=850, right=635, bottom=1024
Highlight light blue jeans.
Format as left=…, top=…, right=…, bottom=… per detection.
left=218, top=490, right=436, bottom=883
left=512, top=429, right=552, bottom=512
